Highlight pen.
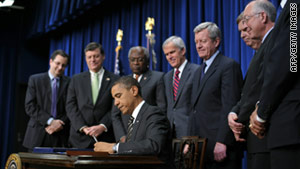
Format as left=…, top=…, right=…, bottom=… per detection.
left=92, top=135, right=98, bottom=142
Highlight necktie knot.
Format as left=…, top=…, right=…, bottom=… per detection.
left=175, top=69, right=180, bottom=77
left=135, top=74, right=140, bottom=81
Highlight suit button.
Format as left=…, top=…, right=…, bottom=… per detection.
left=173, top=108, right=176, bottom=111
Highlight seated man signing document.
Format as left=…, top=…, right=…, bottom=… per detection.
left=94, top=76, right=171, bottom=164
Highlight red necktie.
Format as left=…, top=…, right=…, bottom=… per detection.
left=173, top=69, right=180, bottom=100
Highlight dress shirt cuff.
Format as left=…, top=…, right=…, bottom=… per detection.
left=47, top=118, right=54, bottom=125
left=79, top=126, right=88, bottom=133
left=256, top=115, right=266, bottom=123
left=113, top=143, right=119, bottom=153
left=229, top=112, right=237, bottom=115
left=100, top=124, right=108, bottom=132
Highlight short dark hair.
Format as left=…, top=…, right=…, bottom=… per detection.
left=112, top=76, right=142, bottom=97
left=50, top=49, right=69, bottom=64
left=84, top=42, right=105, bottom=55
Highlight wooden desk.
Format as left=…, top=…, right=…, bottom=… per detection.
left=5, top=151, right=167, bottom=169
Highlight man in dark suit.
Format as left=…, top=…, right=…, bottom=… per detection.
left=94, top=76, right=171, bottom=165
left=23, top=50, right=70, bottom=151
left=66, top=42, right=119, bottom=148
left=111, top=46, right=166, bottom=142
left=228, top=2, right=276, bottom=169
left=249, top=1, right=300, bottom=169
left=186, top=22, right=243, bottom=169
left=162, top=36, right=200, bottom=138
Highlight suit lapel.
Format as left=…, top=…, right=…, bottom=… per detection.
left=166, top=70, right=175, bottom=105
left=139, top=70, right=151, bottom=87
left=193, top=55, right=220, bottom=106
left=82, top=71, right=93, bottom=105
left=57, top=76, right=68, bottom=100
left=131, top=103, right=148, bottom=140
left=174, top=63, right=190, bottom=106
left=97, top=70, right=111, bottom=104
left=42, top=73, right=52, bottom=103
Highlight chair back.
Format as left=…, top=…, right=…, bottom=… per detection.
left=172, top=136, right=207, bottom=169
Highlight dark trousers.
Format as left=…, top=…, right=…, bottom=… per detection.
left=270, top=144, right=300, bottom=169
left=247, top=152, right=270, bottom=169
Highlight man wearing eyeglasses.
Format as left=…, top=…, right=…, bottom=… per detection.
left=111, top=46, right=166, bottom=143
left=228, top=1, right=276, bottom=169
left=23, top=50, right=70, bottom=151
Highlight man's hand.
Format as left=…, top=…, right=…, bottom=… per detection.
left=183, top=144, right=189, bottom=155
left=94, top=142, right=115, bottom=154
left=228, top=113, right=245, bottom=142
left=249, top=107, right=265, bottom=139
left=213, top=142, right=227, bottom=162
left=83, top=125, right=106, bottom=137
left=45, top=119, right=64, bottom=134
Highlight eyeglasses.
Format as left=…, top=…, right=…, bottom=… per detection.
left=243, top=12, right=262, bottom=23
left=129, top=57, right=145, bottom=62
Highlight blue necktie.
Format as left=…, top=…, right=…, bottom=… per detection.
left=201, top=62, right=207, bottom=80
left=51, top=78, right=58, bottom=118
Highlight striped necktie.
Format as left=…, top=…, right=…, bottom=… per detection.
left=126, top=116, right=135, bottom=142
left=173, top=69, right=180, bottom=101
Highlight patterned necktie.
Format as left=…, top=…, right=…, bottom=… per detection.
left=201, top=62, right=207, bottom=80
left=51, top=77, right=58, bottom=118
left=126, top=116, right=135, bottom=142
left=135, top=74, right=140, bottom=81
left=91, top=72, right=99, bottom=104
left=173, top=69, right=180, bottom=101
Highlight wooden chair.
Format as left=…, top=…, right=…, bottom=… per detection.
left=172, top=136, right=207, bottom=169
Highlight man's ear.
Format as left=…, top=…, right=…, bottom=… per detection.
left=130, top=86, right=139, bottom=97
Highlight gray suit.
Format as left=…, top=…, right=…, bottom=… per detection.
left=66, top=70, right=119, bottom=148
left=164, top=62, right=199, bottom=138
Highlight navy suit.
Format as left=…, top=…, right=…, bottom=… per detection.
left=23, top=72, right=70, bottom=149
left=188, top=53, right=243, bottom=169
left=66, top=70, right=119, bottom=148
left=164, top=62, right=200, bottom=138
left=112, top=70, right=166, bottom=141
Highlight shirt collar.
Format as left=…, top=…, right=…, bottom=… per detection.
left=262, top=27, right=274, bottom=43
left=131, top=100, right=145, bottom=123
left=204, top=50, right=219, bottom=72
left=90, top=67, right=104, bottom=75
left=177, top=59, right=188, bottom=73
left=48, top=71, right=59, bottom=80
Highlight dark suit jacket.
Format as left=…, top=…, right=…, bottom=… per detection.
left=112, top=70, right=166, bottom=141
left=257, top=0, right=300, bottom=149
left=23, top=72, right=70, bottom=149
left=188, top=53, right=243, bottom=163
left=118, top=103, right=171, bottom=164
left=66, top=69, right=119, bottom=148
left=164, top=62, right=200, bottom=138
left=231, top=30, right=273, bottom=153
